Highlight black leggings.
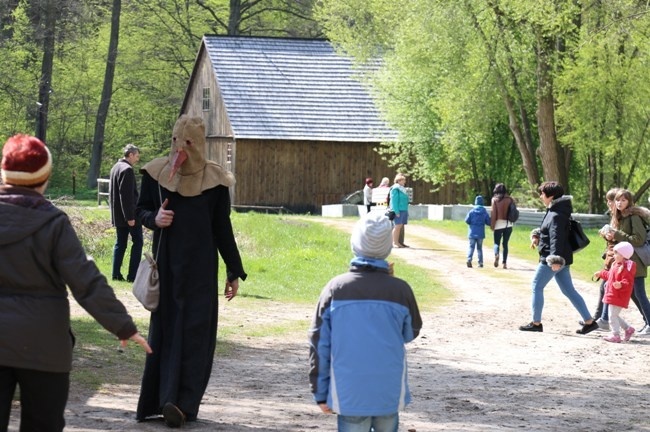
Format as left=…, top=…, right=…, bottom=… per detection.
left=0, top=366, right=69, bottom=432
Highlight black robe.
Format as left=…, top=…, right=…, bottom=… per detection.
left=135, top=172, right=247, bottom=421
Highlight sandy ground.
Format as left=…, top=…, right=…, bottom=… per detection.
left=8, top=217, right=650, bottom=431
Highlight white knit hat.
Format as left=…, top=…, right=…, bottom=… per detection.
left=351, top=212, right=393, bottom=259
left=614, top=241, right=634, bottom=259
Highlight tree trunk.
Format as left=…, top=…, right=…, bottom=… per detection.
left=228, top=0, right=241, bottom=35
left=35, top=0, right=57, bottom=142
left=87, top=0, right=121, bottom=189
left=536, top=34, right=568, bottom=189
left=465, top=4, right=540, bottom=194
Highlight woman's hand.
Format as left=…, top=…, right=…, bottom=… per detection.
left=120, top=332, right=152, bottom=354
left=550, top=263, right=561, bottom=272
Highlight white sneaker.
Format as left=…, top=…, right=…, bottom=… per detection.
left=636, top=325, right=650, bottom=336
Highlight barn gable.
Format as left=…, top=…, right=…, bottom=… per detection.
left=180, top=36, right=443, bottom=212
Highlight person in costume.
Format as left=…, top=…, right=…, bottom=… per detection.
left=135, top=115, right=247, bottom=427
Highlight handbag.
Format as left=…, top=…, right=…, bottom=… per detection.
left=634, top=229, right=650, bottom=267
left=568, top=218, right=590, bottom=253
left=132, top=184, right=163, bottom=311
left=132, top=252, right=160, bottom=311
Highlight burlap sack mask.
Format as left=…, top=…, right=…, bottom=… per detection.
left=141, top=115, right=234, bottom=197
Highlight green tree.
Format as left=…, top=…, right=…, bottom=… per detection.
left=317, top=0, right=650, bottom=207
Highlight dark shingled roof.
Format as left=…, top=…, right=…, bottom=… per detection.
left=203, top=36, right=398, bottom=142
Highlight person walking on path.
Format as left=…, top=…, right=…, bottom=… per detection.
left=603, top=189, right=650, bottom=336
left=594, top=242, right=636, bottom=343
left=109, top=143, right=143, bottom=282
left=363, top=177, right=374, bottom=214
left=465, top=195, right=491, bottom=268
left=0, top=134, right=151, bottom=432
left=309, top=211, right=422, bottom=432
left=519, top=181, right=599, bottom=335
left=389, top=174, right=410, bottom=248
left=135, top=115, right=247, bottom=427
left=490, top=183, right=515, bottom=269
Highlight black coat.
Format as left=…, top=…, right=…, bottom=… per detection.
left=135, top=172, right=247, bottom=421
left=537, top=195, right=574, bottom=266
left=109, top=158, right=138, bottom=227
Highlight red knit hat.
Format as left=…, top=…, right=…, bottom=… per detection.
left=1, top=134, right=52, bottom=187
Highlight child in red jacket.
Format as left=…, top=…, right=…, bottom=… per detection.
left=594, top=242, right=637, bottom=343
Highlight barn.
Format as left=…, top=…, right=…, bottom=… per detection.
left=180, top=35, right=446, bottom=213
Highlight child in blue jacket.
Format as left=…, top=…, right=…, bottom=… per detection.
left=465, top=195, right=491, bottom=268
left=309, top=212, right=422, bottom=432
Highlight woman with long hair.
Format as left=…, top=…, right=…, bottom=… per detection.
left=604, top=189, right=650, bottom=336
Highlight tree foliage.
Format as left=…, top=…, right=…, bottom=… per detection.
left=0, top=0, right=321, bottom=191
left=317, top=0, right=650, bottom=209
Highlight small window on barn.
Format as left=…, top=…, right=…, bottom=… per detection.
left=202, top=88, right=210, bottom=111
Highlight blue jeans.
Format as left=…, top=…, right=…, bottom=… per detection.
left=337, top=414, right=399, bottom=432
left=493, top=227, right=512, bottom=263
left=531, top=263, right=591, bottom=323
left=112, top=224, right=143, bottom=281
left=467, top=238, right=484, bottom=264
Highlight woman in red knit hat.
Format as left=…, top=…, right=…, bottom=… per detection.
left=0, top=134, right=151, bottom=432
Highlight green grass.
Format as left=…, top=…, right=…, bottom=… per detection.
left=222, top=213, right=447, bottom=309
left=70, top=317, right=150, bottom=390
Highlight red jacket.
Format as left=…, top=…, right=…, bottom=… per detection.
left=598, top=260, right=636, bottom=308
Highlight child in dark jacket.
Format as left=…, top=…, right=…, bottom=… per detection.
left=594, top=241, right=637, bottom=343
left=465, top=195, right=491, bottom=268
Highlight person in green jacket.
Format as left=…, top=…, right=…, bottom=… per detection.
left=389, top=173, right=410, bottom=248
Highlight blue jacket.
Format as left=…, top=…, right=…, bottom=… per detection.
left=308, top=264, right=422, bottom=416
left=465, top=205, right=491, bottom=239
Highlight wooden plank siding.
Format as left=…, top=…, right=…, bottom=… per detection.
left=219, top=138, right=446, bottom=212
left=179, top=37, right=467, bottom=212
left=183, top=48, right=234, bottom=139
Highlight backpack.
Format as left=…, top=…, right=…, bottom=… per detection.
left=507, top=198, right=519, bottom=223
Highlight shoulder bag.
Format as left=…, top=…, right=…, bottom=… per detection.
left=132, top=185, right=163, bottom=311
left=568, top=218, right=590, bottom=253
left=634, top=229, right=650, bottom=267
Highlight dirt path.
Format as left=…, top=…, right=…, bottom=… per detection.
left=9, top=217, right=650, bottom=431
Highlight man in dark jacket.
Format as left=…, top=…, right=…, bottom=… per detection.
left=109, top=144, right=143, bottom=282
left=0, top=134, right=151, bottom=432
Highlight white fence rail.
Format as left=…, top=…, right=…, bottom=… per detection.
left=322, top=204, right=609, bottom=228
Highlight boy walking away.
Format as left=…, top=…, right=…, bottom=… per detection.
left=309, top=212, right=422, bottom=432
left=594, top=242, right=637, bottom=343
left=465, top=195, right=491, bottom=268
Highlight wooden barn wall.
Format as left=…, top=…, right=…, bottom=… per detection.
left=227, top=139, right=461, bottom=212
left=183, top=50, right=233, bottom=138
